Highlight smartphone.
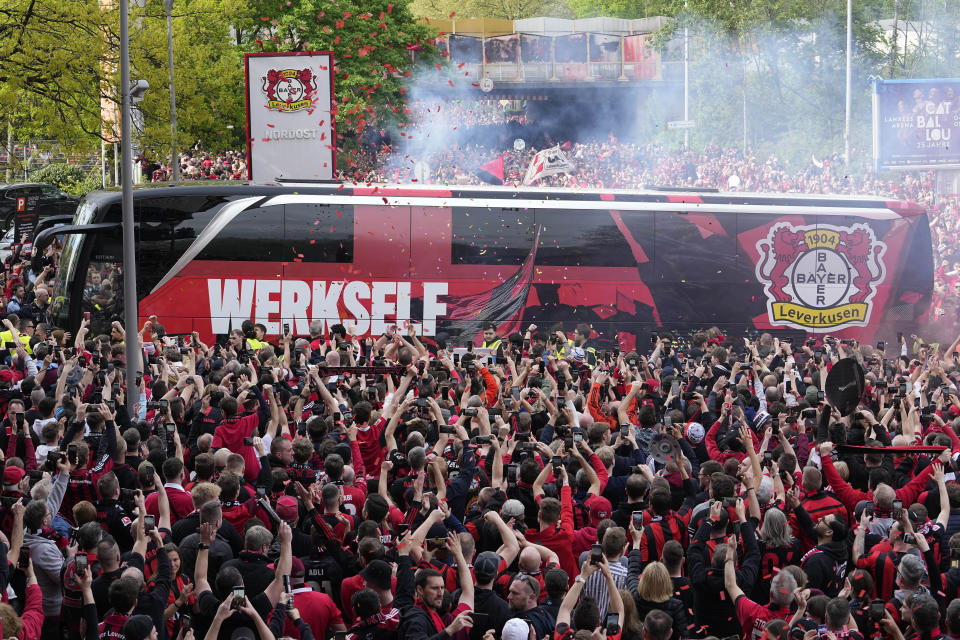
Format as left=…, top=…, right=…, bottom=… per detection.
left=590, top=543, right=603, bottom=565
left=232, top=586, right=245, bottom=609
left=551, top=455, right=562, bottom=473
left=18, top=546, right=29, bottom=569
left=605, top=613, right=620, bottom=635
left=165, top=423, right=176, bottom=435
left=506, top=463, right=518, bottom=482
left=283, top=323, right=291, bottom=336
left=67, top=444, right=78, bottom=465
left=817, top=391, right=825, bottom=402
left=144, top=515, right=155, bottom=531
left=83, top=311, right=90, bottom=322
left=893, top=499, right=903, bottom=520
left=877, top=341, right=885, bottom=351
left=75, top=554, right=88, bottom=576
left=818, top=625, right=828, bottom=637
left=671, top=379, right=680, bottom=396
left=511, top=387, right=521, bottom=402
left=784, top=379, right=792, bottom=393
left=869, top=601, right=885, bottom=622
left=283, top=574, right=294, bottom=609
left=632, top=511, right=644, bottom=530
left=899, top=382, right=907, bottom=396
left=574, top=432, right=583, bottom=443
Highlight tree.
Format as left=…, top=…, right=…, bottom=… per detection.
left=129, top=0, right=247, bottom=157
left=0, top=1, right=109, bottom=145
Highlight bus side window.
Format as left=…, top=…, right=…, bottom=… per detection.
left=451, top=207, right=534, bottom=265
left=533, top=209, right=635, bottom=267
left=196, top=204, right=285, bottom=261
left=284, top=203, right=354, bottom=263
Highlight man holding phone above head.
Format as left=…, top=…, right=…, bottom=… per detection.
left=59, top=402, right=118, bottom=525
left=396, top=526, right=474, bottom=640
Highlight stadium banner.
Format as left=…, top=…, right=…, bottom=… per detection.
left=872, top=78, right=960, bottom=170
left=245, top=52, right=335, bottom=182
left=519, top=34, right=552, bottom=62
left=449, top=35, right=483, bottom=63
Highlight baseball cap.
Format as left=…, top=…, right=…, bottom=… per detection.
left=3, top=466, right=25, bottom=486
left=276, top=496, right=299, bottom=522
left=588, top=497, right=612, bottom=527
left=121, top=615, right=155, bottom=640
left=645, top=379, right=660, bottom=393
left=501, top=500, right=525, bottom=520
left=360, top=559, right=393, bottom=590
left=474, top=551, right=502, bottom=583
left=502, top=618, right=531, bottom=640
left=290, top=556, right=305, bottom=578
left=684, top=422, right=705, bottom=445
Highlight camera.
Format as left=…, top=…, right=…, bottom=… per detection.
left=472, top=435, right=492, bottom=445
left=463, top=408, right=479, bottom=417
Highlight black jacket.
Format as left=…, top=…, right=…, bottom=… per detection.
left=634, top=597, right=689, bottom=640
left=686, top=520, right=760, bottom=638
left=221, top=550, right=275, bottom=596
left=396, top=554, right=448, bottom=640
left=470, top=588, right=511, bottom=640
left=799, top=539, right=849, bottom=597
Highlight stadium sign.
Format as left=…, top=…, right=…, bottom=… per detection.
left=245, top=52, right=336, bottom=182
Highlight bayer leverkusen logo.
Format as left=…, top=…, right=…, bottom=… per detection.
left=261, top=68, right=317, bottom=113
left=756, top=222, right=887, bottom=330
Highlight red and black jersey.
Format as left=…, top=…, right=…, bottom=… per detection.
left=857, top=550, right=905, bottom=602
left=98, top=612, right=130, bottom=639
left=793, top=491, right=848, bottom=548
left=286, top=463, right=321, bottom=488
left=639, top=514, right=689, bottom=564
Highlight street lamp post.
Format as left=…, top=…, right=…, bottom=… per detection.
left=120, top=0, right=141, bottom=418
left=844, top=0, right=852, bottom=164
left=164, top=0, right=179, bottom=181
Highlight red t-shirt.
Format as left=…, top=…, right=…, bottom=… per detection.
left=736, top=594, right=791, bottom=640
left=356, top=417, right=387, bottom=474
left=284, top=589, right=344, bottom=639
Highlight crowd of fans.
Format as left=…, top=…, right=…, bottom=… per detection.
left=146, top=150, right=247, bottom=183
left=0, top=256, right=958, bottom=640
left=3, top=117, right=960, bottom=640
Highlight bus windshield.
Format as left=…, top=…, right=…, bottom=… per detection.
left=50, top=197, right=97, bottom=325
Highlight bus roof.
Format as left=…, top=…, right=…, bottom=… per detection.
left=79, top=183, right=926, bottom=218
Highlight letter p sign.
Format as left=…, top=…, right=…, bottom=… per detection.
left=15, top=197, right=25, bottom=212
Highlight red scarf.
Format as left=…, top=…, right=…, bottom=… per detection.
left=416, top=598, right=445, bottom=633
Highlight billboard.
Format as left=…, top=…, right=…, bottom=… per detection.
left=872, top=78, right=960, bottom=170
left=244, top=52, right=335, bottom=182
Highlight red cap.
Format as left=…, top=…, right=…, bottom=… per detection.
left=645, top=379, right=660, bottom=393
left=3, top=466, right=25, bottom=485
left=588, top=497, right=612, bottom=527
left=276, top=496, right=299, bottom=522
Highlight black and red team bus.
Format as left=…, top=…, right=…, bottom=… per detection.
left=47, top=184, right=933, bottom=350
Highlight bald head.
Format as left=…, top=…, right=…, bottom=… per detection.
left=519, top=547, right=541, bottom=573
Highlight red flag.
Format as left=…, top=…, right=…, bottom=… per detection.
left=475, top=153, right=505, bottom=185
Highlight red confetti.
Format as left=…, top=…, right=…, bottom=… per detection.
left=387, top=3, right=393, bottom=12
left=449, top=11, right=456, bottom=16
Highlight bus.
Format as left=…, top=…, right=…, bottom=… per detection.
left=48, top=184, right=933, bottom=350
